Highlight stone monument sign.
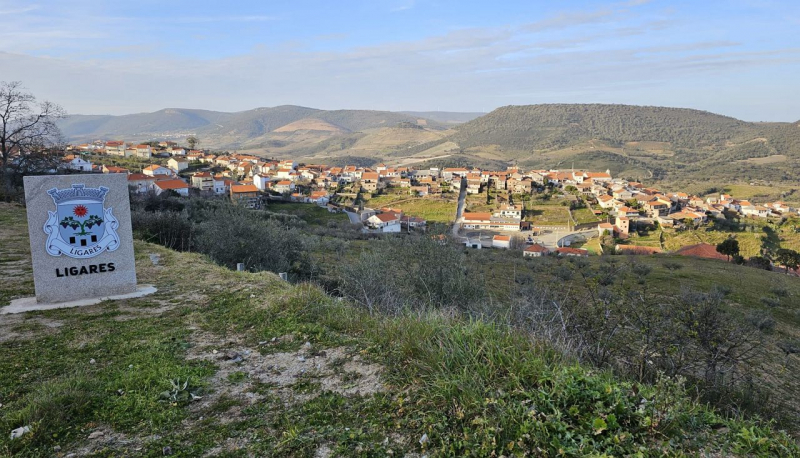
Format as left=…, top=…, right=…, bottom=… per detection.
left=23, top=173, right=137, bottom=303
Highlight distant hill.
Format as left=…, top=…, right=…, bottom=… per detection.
left=58, top=103, right=800, bottom=185
left=448, top=104, right=800, bottom=184
left=452, top=104, right=758, bottom=150
left=273, top=118, right=346, bottom=133
left=57, top=106, right=450, bottom=147
left=400, top=111, right=486, bottom=124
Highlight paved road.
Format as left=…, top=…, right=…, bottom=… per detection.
left=452, top=177, right=468, bottom=238
left=344, top=211, right=362, bottom=224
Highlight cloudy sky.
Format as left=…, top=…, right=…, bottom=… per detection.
left=1, top=0, right=798, bottom=121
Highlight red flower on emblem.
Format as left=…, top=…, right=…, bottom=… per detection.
left=73, top=205, right=88, bottom=218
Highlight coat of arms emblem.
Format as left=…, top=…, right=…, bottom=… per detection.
left=43, top=183, right=121, bottom=258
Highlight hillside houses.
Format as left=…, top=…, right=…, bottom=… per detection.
left=62, top=138, right=800, bottom=242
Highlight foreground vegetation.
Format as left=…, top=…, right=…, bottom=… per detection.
left=1, top=201, right=799, bottom=456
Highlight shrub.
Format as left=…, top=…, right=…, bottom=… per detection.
left=747, top=310, right=777, bottom=334
left=761, top=296, right=781, bottom=308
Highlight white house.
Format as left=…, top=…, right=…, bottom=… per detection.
left=152, top=179, right=190, bottom=196
left=273, top=180, right=295, bottom=194
left=523, top=244, right=549, bottom=257
left=61, top=155, right=93, bottom=172
left=494, top=204, right=522, bottom=220
left=366, top=213, right=401, bottom=233
left=492, top=235, right=511, bottom=249
left=253, top=174, right=271, bottom=191
left=167, top=157, right=189, bottom=172
left=143, top=165, right=172, bottom=177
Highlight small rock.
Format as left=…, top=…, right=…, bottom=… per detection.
left=162, top=445, right=173, bottom=455
left=271, top=337, right=277, bottom=342
left=419, top=433, right=429, bottom=446
left=9, top=425, right=31, bottom=440
left=212, top=349, right=218, bottom=354
left=250, top=294, right=255, bottom=298
left=225, top=351, right=241, bottom=360
left=258, top=341, right=268, bottom=346
left=297, top=356, right=306, bottom=362
left=88, top=430, right=105, bottom=440
left=304, top=341, right=312, bottom=348
left=128, top=364, right=134, bottom=369
left=53, top=445, right=61, bottom=452
left=89, top=358, right=96, bottom=365
left=117, top=389, right=125, bottom=396
left=65, top=454, right=77, bottom=458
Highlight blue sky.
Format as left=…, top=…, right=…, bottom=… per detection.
left=1, top=0, right=798, bottom=121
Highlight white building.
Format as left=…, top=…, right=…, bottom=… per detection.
left=168, top=157, right=189, bottom=172
left=366, top=213, right=401, bottom=233
left=61, top=156, right=93, bottom=172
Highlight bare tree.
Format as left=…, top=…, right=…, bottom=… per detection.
left=0, top=81, right=65, bottom=197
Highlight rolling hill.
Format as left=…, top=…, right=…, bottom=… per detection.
left=57, top=106, right=449, bottom=147
left=59, top=103, right=800, bottom=187
left=446, top=104, right=800, bottom=185
left=400, top=111, right=486, bottom=124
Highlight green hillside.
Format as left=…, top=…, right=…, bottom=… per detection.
left=452, top=104, right=757, bottom=150
left=447, top=104, right=800, bottom=185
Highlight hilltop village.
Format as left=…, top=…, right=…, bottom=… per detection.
left=60, top=140, right=800, bottom=260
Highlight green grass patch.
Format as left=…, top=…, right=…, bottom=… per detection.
left=265, top=201, right=348, bottom=225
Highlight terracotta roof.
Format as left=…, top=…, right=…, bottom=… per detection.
left=675, top=243, right=728, bottom=261
left=127, top=173, right=154, bottom=181
left=154, top=179, right=189, bottom=190
left=104, top=166, right=128, bottom=173
left=493, top=235, right=511, bottom=241
left=374, top=213, right=399, bottom=222
left=463, top=212, right=492, bottom=221
left=524, top=244, right=549, bottom=253
left=231, top=184, right=258, bottom=193
left=616, top=245, right=662, bottom=255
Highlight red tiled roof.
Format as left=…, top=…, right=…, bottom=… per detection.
left=675, top=243, right=728, bottom=261
left=374, top=213, right=399, bottom=222
left=525, top=244, right=549, bottom=253
left=616, top=245, right=662, bottom=255
left=463, top=212, right=492, bottom=221
left=231, top=184, right=258, bottom=193
left=127, top=173, right=154, bottom=181
left=154, top=179, right=188, bottom=190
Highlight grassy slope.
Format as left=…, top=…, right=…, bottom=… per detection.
left=472, top=249, right=800, bottom=426
left=1, top=203, right=798, bottom=457
left=622, top=219, right=800, bottom=258
left=363, top=194, right=458, bottom=223
left=265, top=201, right=350, bottom=225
